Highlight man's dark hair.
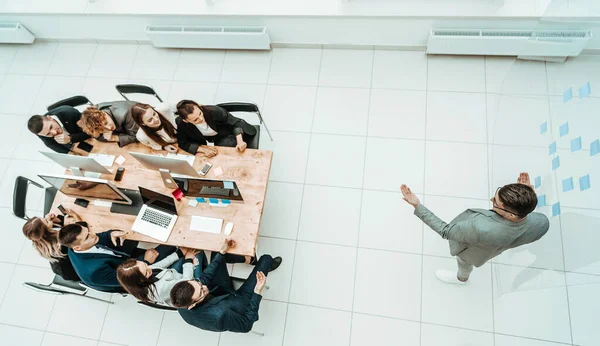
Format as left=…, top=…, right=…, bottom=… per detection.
left=58, top=223, right=84, bottom=248
left=27, top=115, right=46, bottom=135
left=498, top=183, right=538, bottom=218
left=170, top=281, right=196, bottom=308
left=175, top=100, right=201, bottom=120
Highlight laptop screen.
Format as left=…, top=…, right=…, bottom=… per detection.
left=138, top=186, right=178, bottom=214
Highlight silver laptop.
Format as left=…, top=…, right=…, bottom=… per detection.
left=131, top=187, right=178, bottom=242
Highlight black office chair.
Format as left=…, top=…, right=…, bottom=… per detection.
left=116, top=84, right=163, bottom=102
left=217, top=102, right=273, bottom=142
left=13, top=176, right=112, bottom=304
left=47, top=95, right=94, bottom=112
left=138, top=301, right=178, bottom=311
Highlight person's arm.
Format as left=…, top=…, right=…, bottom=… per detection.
left=197, top=252, right=225, bottom=285
left=62, top=107, right=90, bottom=144
left=414, top=204, right=479, bottom=244
left=39, top=136, right=70, bottom=154
left=69, top=130, right=90, bottom=144
left=175, top=118, right=205, bottom=154
left=213, top=106, right=248, bottom=136
left=149, top=249, right=183, bottom=270
left=216, top=295, right=262, bottom=333
left=117, top=113, right=140, bottom=147
left=136, top=130, right=163, bottom=151
left=90, top=265, right=121, bottom=288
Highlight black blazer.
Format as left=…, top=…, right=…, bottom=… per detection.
left=175, top=105, right=257, bottom=154
left=39, top=106, right=90, bottom=154
left=50, top=246, right=81, bottom=282
left=177, top=253, right=262, bottom=333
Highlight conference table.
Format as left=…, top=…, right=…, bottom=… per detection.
left=50, top=140, right=273, bottom=256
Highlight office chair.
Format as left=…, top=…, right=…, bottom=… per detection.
left=217, top=102, right=273, bottom=142
left=47, top=95, right=94, bottom=112
left=13, top=176, right=112, bottom=304
left=116, top=84, right=163, bottom=103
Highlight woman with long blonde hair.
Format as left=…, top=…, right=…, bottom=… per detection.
left=22, top=209, right=84, bottom=281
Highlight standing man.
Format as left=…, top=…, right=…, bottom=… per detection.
left=27, top=105, right=90, bottom=154
left=400, top=172, right=549, bottom=284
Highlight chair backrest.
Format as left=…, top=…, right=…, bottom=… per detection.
left=217, top=102, right=259, bottom=114
left=47, top=95, right=93, bottom=112
left=138, top=300, right=178, bottom=311
left=13, top=176, right=43, bottom=220
left=116, top=84, right=163, bottom=103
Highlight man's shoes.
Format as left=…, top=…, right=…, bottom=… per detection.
left=435, top=269, right=468, bottom=285
left=270, top=256, right=282, bottom=272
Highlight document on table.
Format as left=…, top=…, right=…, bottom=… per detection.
left=88, top=153, right=116, bottom=167
left=166, top=153, right=196, bottom=167
left=190, top=216, right=223, bottom=234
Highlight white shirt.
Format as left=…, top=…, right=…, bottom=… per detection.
left=74, top=245, right=121, bottom=257
left=195, top=122, right=218, bottom=137
left=136, top=102, right=178, bottom=150
left=50, top=115, right=70, bottom=136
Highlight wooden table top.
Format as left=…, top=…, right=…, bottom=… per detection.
left=50, top=140, right=273, bottom=256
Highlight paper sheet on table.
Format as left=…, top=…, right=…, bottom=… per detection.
left=166, top=153, right=196, bottom=167
left=89, top=153, right=116, bottom=167
left=116, top=155, right=126, bottom=165
left=92, top=200, right=113, bottom=207
left=190, top=216, right=223, bottom=234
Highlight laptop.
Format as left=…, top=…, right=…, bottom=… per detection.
left=131, top=187, right=178, bottom=242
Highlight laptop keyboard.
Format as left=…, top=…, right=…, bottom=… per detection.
left=200, top=186, right=230, bottom=197
left=141, top=209, right=173, bottom=228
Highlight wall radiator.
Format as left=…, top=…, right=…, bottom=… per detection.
left=0, top=22, right=35, bottom=44
left=145, top=25, right=271, bottom=50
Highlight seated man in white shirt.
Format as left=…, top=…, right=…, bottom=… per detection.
left=58, top=223, right=176, bottom=292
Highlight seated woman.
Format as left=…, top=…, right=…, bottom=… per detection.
left=174, top=100, right=257, bottom=156
left=117, top=247, right=201, bottom=306
left=77, top=102, right=139, bottom=147
left=131, top=103, right=179, bottom=153
left=22, top=209, right=85, bottom=281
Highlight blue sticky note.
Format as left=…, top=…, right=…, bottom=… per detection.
left=537, top=194, right=546, bottom=208
left=552, top=156, right=560, bottom=170
left=540, top=122, right=548, bottom=134
left=196, top=197, right=206, bottom=203
left=591, top=139, right=600, bottom=156
left=220, top=199, right=231, bottom=205
left=579, top=174, right=591, bottom=191
left=549, top=141, right=557, bottom=155
left=223, top=181, right=234, bottom=189
left=559, top=123, right=569, bottom=137
left=562, top=177, right=574, bottom=192
left=209, top=198, right=219, bottom=204
left=579, top=82, right=591, bottom=98
left=570, top=137, right=582, bottom=152
left=534, top=176, right=541, bottom=189
left=563, top=87, right=573, bottom=102
left=552, top=202, right=561, bottom=217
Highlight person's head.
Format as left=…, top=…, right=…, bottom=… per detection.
left=28, top=115, right=62, bottom=137
left=491, top=183, right=538, bottom=221
left=78, top=107, right=116, bottom=137
left=131, top=103, right=177, bottom=147
left=22, top=216, right=63, bottom=262
left=175, top=100, right=205, bottom=125
left=116, top=259, right=156, bottom=302
left=58, top=223, right=99, bottom=251
left=170, top=280, right=210, bottom=309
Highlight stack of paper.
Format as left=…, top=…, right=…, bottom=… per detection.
left=190, top=216, right=223, bottom=234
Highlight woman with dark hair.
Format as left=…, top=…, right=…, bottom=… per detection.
left=22, top=209, right=85, bottom=281
left=131, top=102, right=178, bottom=153
left=117, top=247, right=201, bottom=305
left=174, top=100, right=257, bottom=156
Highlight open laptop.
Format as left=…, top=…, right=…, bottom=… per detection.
left=131, top=187, right=178, bottom=242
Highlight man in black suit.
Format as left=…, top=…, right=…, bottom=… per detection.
left=170, top=238, right=281, bottom=333
left=27, top=105, right=90, bottom=154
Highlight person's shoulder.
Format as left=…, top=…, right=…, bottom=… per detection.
left=527, top=212, right=550, bottom=229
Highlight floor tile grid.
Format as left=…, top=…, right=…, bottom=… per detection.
left=544, top=59, right=575, bottom=346
left=347, top=48, right=375, bottom=346
left=277, top=46, right=322, bottom=346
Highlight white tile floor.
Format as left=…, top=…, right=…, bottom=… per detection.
left=0, top=42, right=599, bottom=346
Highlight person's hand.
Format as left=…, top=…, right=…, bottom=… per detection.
left=192, top=255, right=200, bottom=266
left=110, top=230, right=132, bottom=247
left=102, top=132, right=118, bottom=142
left=219, top=238, right=236, bottom=254
left=236, top=141, right=247, bottom=153
left=197, top=146, right=218, bottom=158
left=143, top=248, right=159, bottom=264
left=181, top=247, right=201, bottom=259
left=400, top=184, right=421, bottom=208
left=54, top=134, right=71, bottom=144
left=164, top=145, right=178, bottom=153
left=517, top=172, right=534, bottom=188
left=44, top=212, right=60, bottom=223
left=253, top=271, right=267, bottom=295
left=63, top=208, right=82, bottom=222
